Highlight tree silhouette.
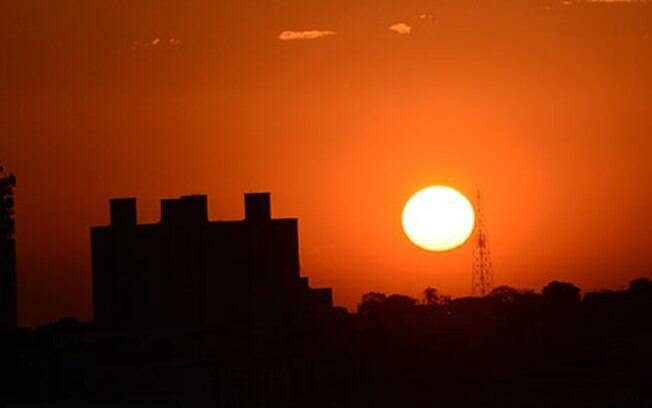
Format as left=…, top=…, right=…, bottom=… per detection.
left=488, top=285, right=521, bottom=304
left=421, top=287, right=450, bottom=306
left=358, top=292, right=387, bottom=316
left=384, top=294, right=417, bottom=311
left=422, top=287, right=438, bottom=305
left=542, top=280, right=581, bottom=304
left=629, top=277, right=652, bottom=294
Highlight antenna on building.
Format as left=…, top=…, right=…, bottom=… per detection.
left=472, top=189, right=493, bottom=296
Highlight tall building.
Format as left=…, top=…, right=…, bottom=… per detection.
left=0, top=165, right=18, bottom=331
left=91, top=193, right=333, bottom=335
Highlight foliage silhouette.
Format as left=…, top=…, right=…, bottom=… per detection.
left=543, top=280, right=581, bottom=304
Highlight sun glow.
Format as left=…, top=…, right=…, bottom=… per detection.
left=402, top=186, right=475, bottom=252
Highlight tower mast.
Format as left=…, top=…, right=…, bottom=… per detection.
left=472, top=190, right=493, bottom=296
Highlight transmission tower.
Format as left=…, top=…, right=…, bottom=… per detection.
left=472, top=190, right=493, bottom=296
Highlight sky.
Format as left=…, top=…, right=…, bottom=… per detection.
left=1, top=0, right=651, bottom=326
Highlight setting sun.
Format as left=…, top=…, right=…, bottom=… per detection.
left=402, top=186, right=475, bottom=252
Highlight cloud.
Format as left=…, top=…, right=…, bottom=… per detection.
left=585, top=0, right=648, bottom=2
left=132, top=38, right=161, bottom=49
left=389, top=23, right=412, bottom=35
left=419, top=13, right=434, bottom=19
left=132, top=37, right=181, bottom=49
left=278, top=30, right=335, bottom=40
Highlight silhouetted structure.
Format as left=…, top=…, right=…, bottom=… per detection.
left=0, top=164, right=17, bottom=331
left=1, top=185, right=652, bottom=407
left=472, top=189, right=493, bottom=295
left=91, top=193, right=333, bottom=335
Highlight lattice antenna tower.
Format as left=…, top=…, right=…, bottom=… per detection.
left=472, top=189, right=493, bottom=296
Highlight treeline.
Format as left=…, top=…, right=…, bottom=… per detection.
left=354, top=278, right=652, bottom=407
left=358, top=277, right=652, bottom=314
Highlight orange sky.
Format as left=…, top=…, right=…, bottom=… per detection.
left=2, top=0, right=651, bottom=326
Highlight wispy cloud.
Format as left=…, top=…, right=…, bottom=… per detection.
left=278, top=30, right=335, bottom=40
left=389, top=23, right=412, bottom=35
left=585, top=0, right=648, bottom=2
left=132, top=37, right=182, bottom=49
left=419, top=13, right=434, bottom=19
left=132, top=38, right=160, bottom=49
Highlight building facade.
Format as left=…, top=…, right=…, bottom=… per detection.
left=91, top=193, right=333, bottom=337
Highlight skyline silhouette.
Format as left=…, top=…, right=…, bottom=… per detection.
left=0, top=183, right=651, bottom=406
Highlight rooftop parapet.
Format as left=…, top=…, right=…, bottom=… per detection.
left=245, top=192, right=271, bottom=222
left=161, top=195, right=208, bottom=225
left=110, top=198, right=137, bottom=226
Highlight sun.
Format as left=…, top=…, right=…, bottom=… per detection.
left=402, top=185, right=475, bottom=252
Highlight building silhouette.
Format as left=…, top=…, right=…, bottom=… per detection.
left=91, top=193, right=333, bottom=337
left=0, top=165, right=17, bottom=331
left=1, top=180, right=651, bottom=406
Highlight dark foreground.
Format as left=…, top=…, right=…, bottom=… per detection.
left=2, top=279, right=652, bottom=407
